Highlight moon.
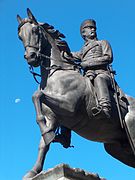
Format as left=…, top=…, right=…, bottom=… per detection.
left=15, top=98, right=21, bottom=103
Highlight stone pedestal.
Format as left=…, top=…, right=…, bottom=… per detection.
left=32, top=164, right=106, bottom=180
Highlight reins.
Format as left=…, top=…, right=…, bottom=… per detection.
left=29, top=65, right=41, bottom=84
left=29, top=57, right=82, bottom=84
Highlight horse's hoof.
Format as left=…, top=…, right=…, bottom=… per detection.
left=54, top=130, right=72, bottom=149
left=23, top=170, right=37, bottom=180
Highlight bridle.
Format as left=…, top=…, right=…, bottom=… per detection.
left=18, top=19, right=50, bottom=61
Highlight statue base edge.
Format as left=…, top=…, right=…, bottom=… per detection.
left=30, top=164, right=106, bottom=180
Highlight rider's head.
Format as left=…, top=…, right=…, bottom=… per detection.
left=80, top=19, right=97, bottom=41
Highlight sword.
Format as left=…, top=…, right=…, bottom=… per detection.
left=108, top=65, right=124, bottom=128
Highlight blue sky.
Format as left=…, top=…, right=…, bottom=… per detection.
left=1, top=0, right=135, bottom=179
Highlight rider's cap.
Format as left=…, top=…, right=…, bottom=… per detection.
left=80, top=19, right=96, bottom=34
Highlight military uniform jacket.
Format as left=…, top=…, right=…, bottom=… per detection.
left=72, top=39, right=113, bottom=76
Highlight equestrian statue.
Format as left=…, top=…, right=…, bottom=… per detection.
left=17, top=9, right=135, bottom=179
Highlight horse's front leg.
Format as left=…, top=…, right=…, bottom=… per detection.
left=23, top=137, right=50, bottom=179
left=32, top=137, right=49, bottom=174
left=32, top=90, right=55, bottom=145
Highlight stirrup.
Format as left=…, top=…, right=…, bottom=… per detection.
left=91, top=106, right=102, bottom=116
left=92, top=106, right=111, bottom=119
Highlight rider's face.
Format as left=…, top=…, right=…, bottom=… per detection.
left=81, top=26, right=96, bottom=41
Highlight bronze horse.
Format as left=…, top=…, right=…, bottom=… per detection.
left=17, top=9, right=135, bottom=179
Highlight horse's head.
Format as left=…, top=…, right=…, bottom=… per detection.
left=17, top=9, right=49, bottom=67
left=17, top=8, right=73, bottom=70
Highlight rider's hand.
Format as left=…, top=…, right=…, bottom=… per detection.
left=80, top=62, right=88, bottom=69
left=62, top=52, right=73, bottom=60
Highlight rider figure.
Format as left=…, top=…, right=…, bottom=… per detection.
left=58, top=19, right=113, bottom=148
left=65, top=19, right=113, bottom=119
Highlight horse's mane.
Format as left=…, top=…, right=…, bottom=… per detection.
left=41, top=23, right=70, bottom=53
left=41, top=23, right=65, bottom=39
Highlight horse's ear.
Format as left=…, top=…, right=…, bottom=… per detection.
left=17, top=14, right=22, bottom=24
left=27, top=8, right=38, bottom=24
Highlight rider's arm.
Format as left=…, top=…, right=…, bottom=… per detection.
left=62, top=50, right=82, bottom=61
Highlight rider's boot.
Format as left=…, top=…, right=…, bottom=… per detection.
left=92, top=73, right=112, bottom=119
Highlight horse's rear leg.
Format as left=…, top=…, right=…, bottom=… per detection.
left=23, top=137, right=50, bottom=179
left=32, top=90, right=55, bottom=145
left=104, top=142, right=135, bottom=168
